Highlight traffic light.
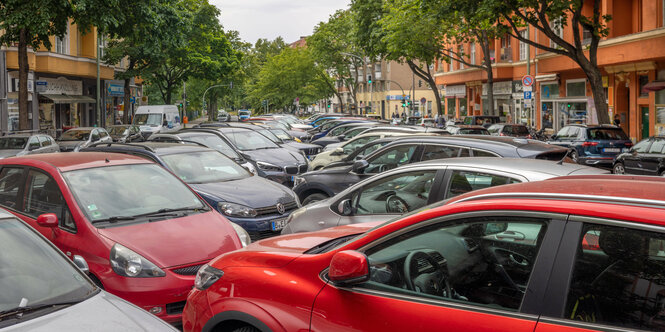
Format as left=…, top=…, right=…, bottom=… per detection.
left=401, top=98, right=407, bottom=107
left=367, top=75, right=372, bottom=84
left=327, top=100, right=331, bottom=108
left=418, top=80, right=422, bottom=87
left=567, top=103, right=572, bottom=109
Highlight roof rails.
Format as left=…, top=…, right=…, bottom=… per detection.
left=88, top=142, right=155, bottom=152
left=450, top=192, right=665, bottom=210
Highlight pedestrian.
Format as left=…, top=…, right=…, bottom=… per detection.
left=613, top=114, right=621, bottom=126
left=436, top=114, right=444, bottom=128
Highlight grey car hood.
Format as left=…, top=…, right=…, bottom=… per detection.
left=0, top=150, right=20, bottom=159
left=191, top=175, right=296, bottom=207
left=242, top=147, right=306, bottom=166
left=5, top=292, right=175, bottom=331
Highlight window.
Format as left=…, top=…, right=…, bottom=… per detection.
left=549, top=18, right=564, bottom=48
left=362, top=216, right=549, bottom=311
left=519, top=30, right=528, bottom=61
left=564, top=224, right=665, bottom=330
left=446, top=170, right=520, bottom=198
left=421, top=145, right=462, bottom=161
left=99, top=130, right=109, bottom=138
left=633, top=139, right=651, bottom=153
left=55, top=24, right=69, bottom=54
left=458, top=46, right=464, bottom=70
left=582, top=28, right=592, bottom=46
left=27, top=137, right=40, bottom=151
left=343, top=135, right=375, bottom=155
left=639, top=75, right=649, bottom=98
left=23, top=170, right=75, bottom=231
left=469, top=42, right=476, bottom=65
left=449, top=48, right=454, bottom=71
left=648, top=138, right=665, bottom=153
left=472, top=149, right=499, bottom=157
left=90, top=130, right=100, bottom=142
left=98, top=35, right=107, bottom=59
left=38, top=136, right=51, bottom=147
left=365, top=145, right=418, bottom=174
left=352, top=171, right=437, bottom=215
left=0, top=168, right=24, bottom=209
left=567, top=80, right=586, bottom=97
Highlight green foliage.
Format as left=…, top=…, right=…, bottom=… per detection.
left=350, top=0, right=386, bottom=58
left=0, top=0, right=70, bottom=50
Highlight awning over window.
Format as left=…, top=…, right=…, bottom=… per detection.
left=642, top=81, right=665, bottom=94
left=40, top=94, right=96, bottom=104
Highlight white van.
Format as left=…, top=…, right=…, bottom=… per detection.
left=132, top=105, right=182, bottom=138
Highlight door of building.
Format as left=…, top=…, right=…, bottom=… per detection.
left=641, top=106, right=650, bottom=139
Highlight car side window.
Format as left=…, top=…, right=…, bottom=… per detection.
left=365, top=145, right=418, bottom=174
left=23, top=170, right=75, bottom=231
left=360, top=216, right=549, bottom=311
left=352, top=171, right=437, bottom=215
left=487, top=125, right=500, bottom=135
left=556, top=127, right=570, bottom=140
left=38, top=136, right=51, bottom=147
left=27, top=137, right=40, bottom=150
left=421, top=145, right=461, bottom=161
left=446, top=170, right=520, bottom=198
left=99, top=130, right=109, bottom=138
left=344, top=136, right=373, bottom=154
left=564, top=224, right=665, bottom=330
left=0, top=168, right=25, bottom=210
left=648, top=139, right=665, bottom=154
left=91, top=130, right=100, bottom=141
left=472, top=149, right=499, bottom=157
left=357, top=142, right=385, bottom=159
left=633, top=139, right=651, bottom=153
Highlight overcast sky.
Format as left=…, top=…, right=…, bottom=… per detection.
left=211, top=0, right=350, bottom=44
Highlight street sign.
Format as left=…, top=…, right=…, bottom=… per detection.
left=35, top=81, right=47, bottom=93
left=524, top=91, right=532, bottom=100
left=523, top=86, right=532, bottom=92
left=130, top=96, right=136, bottom=103
left=420, top=97, right=426, bottom=103
left=522, top=75, right=534, bottom=87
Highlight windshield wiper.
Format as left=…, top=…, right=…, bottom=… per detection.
left=131, top=206, right=205, bottom=219
left=0, top=301, right=81, bottom=321
left=90, top=216, right=136, bottom=224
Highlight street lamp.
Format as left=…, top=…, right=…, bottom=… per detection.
left=340, top=52, right=369, bottom=115
left=202, top=82, right=233, bottom=121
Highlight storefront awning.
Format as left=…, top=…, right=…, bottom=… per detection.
left=40, top=94, right=96, bottom=104
left=642, top=81, right=665, bottom=94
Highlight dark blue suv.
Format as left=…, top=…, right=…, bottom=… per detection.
left=549, top=124, right=633, bottom=166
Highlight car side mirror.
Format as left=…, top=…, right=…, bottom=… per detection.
left=332, top=147, right=343, bottom=156
left=36, top=213, right=59, bottom=228
left=352, top=160, right=369, bottom=174
left=550, top=135, right=558, bottom=140
left=329, top=250, right=370, bottom=285
left=72, top=255, right=89, bottom=274
left=337, top=199, right=352, bottom=216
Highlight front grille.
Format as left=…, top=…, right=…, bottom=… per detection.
left=165, top=301, right=187, bottom=315
left=299, top=164, right=308, bottom=173
left=171, top=264, right=204, bottom=276
left=285, top=166, right=298, bottom=175
left=254, top=201, right=298, bottom=217
left=305, top=147, right=320, bottom=155
left=249, top=230, right=281, bottom=241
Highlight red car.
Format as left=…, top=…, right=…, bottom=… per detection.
left=0, top=153, right=244, bottom=324
left=184, top=175, right=665, bottom=332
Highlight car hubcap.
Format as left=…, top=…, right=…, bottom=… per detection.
left=614, top=164, right=625, bottom=174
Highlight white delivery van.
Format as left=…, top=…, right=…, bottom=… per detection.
left=132, top=105, right=182, bottom=138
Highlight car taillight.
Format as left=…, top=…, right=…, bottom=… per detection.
left=527, top=134, right=533, bottom=139
left=625, top=142, right=633, bottom=147
left=499, top=132, right=505, bottom=136
left=581, top=142, right=598, bottom=147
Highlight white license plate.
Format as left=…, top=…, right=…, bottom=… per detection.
left=271, top=218, right=287, bottom=231
left=603, top=148, right=621, bottom=153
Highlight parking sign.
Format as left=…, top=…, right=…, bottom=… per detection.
left=524, top=91, right=532, bottom=99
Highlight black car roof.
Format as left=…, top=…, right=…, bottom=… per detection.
left=373, top=135, right=565, bottom=156
left=85, top=142, right=213, bottom=157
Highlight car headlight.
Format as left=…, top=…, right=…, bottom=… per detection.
left=218, top=202, right=258, bottom=218
left=229, top=221, right=251, bottom=247
left=194, top=264, right=224, bottom=290
left=293, top=176, right=306, bottom=188
left=242, top=162, right=257, bottom=175
left=256, top=161, right=283, bottom=172
left=110, top=244, right=166, bottom=278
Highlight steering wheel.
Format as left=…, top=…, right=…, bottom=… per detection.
left=484, top=247, right=529, bottom=294
left=386, top=194, right=409, bottom=213
left=403, top=250, right=451, bottom=298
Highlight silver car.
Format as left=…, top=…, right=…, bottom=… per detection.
left=0, top=209, right=175, bottom=331
left=0, top=135, right=59, bottom=159
left=57, top=127, right=113, bottom=152
left=281, top=157, right=609, bottom=234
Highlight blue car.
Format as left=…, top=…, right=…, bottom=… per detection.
left=238, top=109, right=251, bottom=121
left=548, top=124, right=633, bottom=167
left=309, top=116, right=343, bottom=128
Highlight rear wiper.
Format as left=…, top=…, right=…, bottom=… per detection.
left=0, top=301, right=81, bottom=321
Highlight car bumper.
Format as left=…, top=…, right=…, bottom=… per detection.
left=182, top=289, right=212, bottom=332
left=226, top=213, right=293, bottom=241
left=579, top=156, right=615, bottom=166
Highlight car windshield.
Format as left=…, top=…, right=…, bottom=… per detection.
left=0, top=217, right=96, bottom=315
left=257, top=129, right=281, bottom=143
left=223, top=129, right=278, bottom=150
left=271, top=129, right=292, bottom=141
left=266, top=121, right=289, bottom=131
left=0, top=137, right=28, bottom=149
left=177, top=134, right=240, bottom=159
left=238, top=111, right=251, bottom=116
left=162, top=151, right=250, bottom=183
left=63, top=164, right=206, bottom=224
left=107, top=126, right=129, bottom=135
left=460, top=129, right=489, bottom=135
left=321, top=122, right=342, bottom=131
left=59, top=130, right=90, bottom=141
left=588, top=128, right=629, bottom=140
left=345, top=127, right=368, bottom=139
left=133, top=113, right=162, bottom=126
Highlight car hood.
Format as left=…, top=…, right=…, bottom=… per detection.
left=97, top=211, right=240, bottom=268
left=290, top=124, right=313, bottom=130
left=0, top=150, right=20, bottom=159
left=57, top=141, right=84, bottom=148
left=6, top=292, right=175, bottom=331
left=210, top=222, right=378, bottom=269
left=190, top=176, right=295, bottom=207
left=312, top=137, right=340, bottom=145
left=284, top=141, right=321, bottom=150
left=304, top=165, right=351, bottom=177
left=242, top=147, right=306, bottom=165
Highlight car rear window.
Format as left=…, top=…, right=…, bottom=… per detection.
left=507, top=126, right=529, bottom=135
left=587, top=128, right=629, bottom=140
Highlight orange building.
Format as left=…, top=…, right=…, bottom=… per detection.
left=435, top=0, right=665, bottom=141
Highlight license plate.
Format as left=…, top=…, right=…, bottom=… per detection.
left=290, top=176, right=295, bottom=182
left=604, top=148, right=621, bottom=153
left=271, top=218, right=287, bottom=231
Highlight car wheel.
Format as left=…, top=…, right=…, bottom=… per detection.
left=569, top=150, right=579, bottom=163
left=230, top=326, right=260, bottom=332
left=660, top=170, right=665, bottom=177
left=613, top=162, right=625, bottom=174
left=302, top=193, right=328, bottom=206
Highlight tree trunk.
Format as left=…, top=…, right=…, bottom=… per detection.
left=123, top=78, right=131, bottom=124
left=405, top=60, right=442, bottom=117
left=18, top=28, right=30, bottom=131
left=480, top=32, right=495, bottom=117
left=581, top=61, right=609, bottom=124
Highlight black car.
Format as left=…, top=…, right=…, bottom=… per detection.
left=548, top=124, right=632, bottom=167
left=82, top=142, right=299, bottom=240
left=446, top=125, right=490, bottom=135
left=293, top=135, right=569, bottom=204
left=106, top=125, right=144, bottom=143
left=613, top=135, right=665, bottom=176
left=224, top=122, right=322, bottom=159
left=487, top=123, right=531, bottom=138
left=324, top=136, right=412, bottom=169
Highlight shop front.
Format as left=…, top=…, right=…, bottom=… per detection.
left=443, top=84, right=466, bottom=119
left=539, top=78, right=590, bottom=132
left=105, top=80, right=125, bottom=126
left=36, top=76, right=95, bottom=137
left=482, top=81, right=512, bottom=119
left=6, top=71, right=35, bottom=132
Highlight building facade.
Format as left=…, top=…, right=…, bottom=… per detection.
left=435, top=0, right=665, bottom=141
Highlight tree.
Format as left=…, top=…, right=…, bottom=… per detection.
left=491, top=0, right=611, bottom=124
left=0, top=0, right=71, bottom=130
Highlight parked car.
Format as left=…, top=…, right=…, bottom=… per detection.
left=225, top=123, right=322, bottom=159
left=463, top=115, right=501, bottom=128
left=0, top=153, right=245, bottom=324
left=294, top=135, right=569, bottom=204
left=612, top=135, right=665, bottom=175
left=106, top=124, right=144, bottom=143
left=0, top=208, right=177, bottom=331
left=323, top=136, right=414, bottom=170
left=132, top=105, right=182, bottom=139
left=216, top=110, right=229, bottom=122
left=548, top=124, right=632, bottom=166
left=0, top=134, right=59, bottom=158
left=446, top=125, right=490, bottom=135
left=183, top=176, right=665, bottom=332
left=57, top=127, right=112, bottom=152
left=487, top=123, right=531, bottom=138
left=186, top=127, right=309, bottom=187
left=311, top=120, right=370, bottom=141
left=420, top=118, right=436, bottom=127
left=282, top=158, right=608, bottom=234
left=238, top=110, right=251, bottom=121
left=311, top=123, right=379, bottom=148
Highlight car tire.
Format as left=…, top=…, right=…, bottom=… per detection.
left=569, top=150, right=579, bottom=164
left=302, top=193, right=328, bottom=206
left=613, top=162, right=625, bottom=174
left=231, top=326, right=260, bottom=332
left=660, top=170, right=665, bottom=177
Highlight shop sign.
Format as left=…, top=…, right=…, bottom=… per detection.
left=39, top=77, right=82, bottom=95
left=482, top=81, right=512, bottom=96
left=35, top=81, right=48, bottom=93
left=444, top=84, right=466, bottom=97
left=107, top=81, right=124, bottom=97
left=386, top=95, right=410, bottom=100
left=512, top=80, right=524, bottom=93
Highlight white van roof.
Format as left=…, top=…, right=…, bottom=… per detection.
left=135, top=105, right=179, bottom=114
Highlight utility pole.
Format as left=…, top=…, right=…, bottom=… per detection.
left=182, top=81, right=186, bottom=123
left=526, top=25, right=532, bottom=127
left=0, top=48, right=7, bottom=134
left=96, top=31, right=101, bottom=127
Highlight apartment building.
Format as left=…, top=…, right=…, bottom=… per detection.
left=435, top=0, right=665, bottom=140
left=0, top=20, right=140, bottom=135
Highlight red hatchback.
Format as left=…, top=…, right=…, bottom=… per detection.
left=0, top=153, right=243, bottom=324
left=184, top=176, right=665, bottom=332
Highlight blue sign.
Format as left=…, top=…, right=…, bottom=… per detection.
left=386, top=95, right=410, bottom=101
left=524, top=91, right=532, bottom=100
left=107, top=83, right=124, bottom=97
left=130, top=96, right=136, bottom=103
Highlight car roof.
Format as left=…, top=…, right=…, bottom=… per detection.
left=0, top=152, right=151, bottom=172
left=0, top=134, right=34, bottom=138
left=387, top=135, right=550, bottom=148
left=565, top=124, right=622, bottom=129
left=66, top=127, right=97, bottom=131
left=0, top=208, right=15, bottom=219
